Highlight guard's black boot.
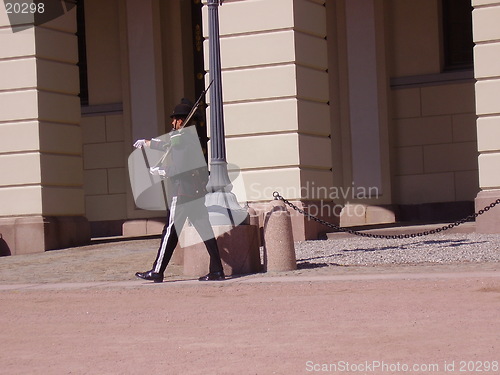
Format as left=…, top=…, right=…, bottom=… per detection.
left=135, top=270, right=164, bottom=283
left=198, top=271, right=225, bottom=281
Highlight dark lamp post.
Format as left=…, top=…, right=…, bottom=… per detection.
left=205, top=0, right=248, bottom=225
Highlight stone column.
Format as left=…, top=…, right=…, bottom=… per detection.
left=125, top=0, right=165, bottom=142
left=201, top=0, right=331, bottom=240
left=333, top=0, right=393, bottom=226
left=0, top=4, right=88, bottom=254
left=472, top=0, right=500, bottom=233
left=122, top=0, right=169, bottom=236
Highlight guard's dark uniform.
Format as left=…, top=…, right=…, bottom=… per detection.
left=148, top=131, right=223, bottom=278
left=135, top=99, right=224, bottom=283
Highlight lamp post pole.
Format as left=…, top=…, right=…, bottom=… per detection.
left=206, top=0, right=230, bottom=194
left=205, top=0, right=248, bottom=225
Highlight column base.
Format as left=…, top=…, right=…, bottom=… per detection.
left=0, top=216, right=90, bottom=256
left=475, top=190, right=500, bottom=234
left=122, top=218, right=166, bottom=237
left=340, top=204, right=396, bottom=227
left=179, top=224, right=261, bottom=277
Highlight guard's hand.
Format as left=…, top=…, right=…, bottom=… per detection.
left=133, top=139, right=147, bottom=148
left=150, top=167, right=166, bottom=177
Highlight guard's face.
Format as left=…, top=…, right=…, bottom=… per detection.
left=171, top=117, right=184, bottom=130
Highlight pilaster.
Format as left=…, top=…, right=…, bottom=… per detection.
left=472, top=0, right=500, bottom=233
left=0, top=4, right=88, bottom=254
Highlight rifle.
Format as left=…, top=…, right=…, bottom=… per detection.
left=180, top=80, right=213, bottom=129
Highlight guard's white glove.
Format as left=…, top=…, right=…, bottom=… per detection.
left=149, top=167, right=166, bottom=177
left=133, top=139, right=147, bottom=148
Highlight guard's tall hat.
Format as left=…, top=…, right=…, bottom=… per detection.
left=170, top=98, right=193, bottom=119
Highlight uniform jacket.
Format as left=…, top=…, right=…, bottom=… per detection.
left=150, top=126, right=208, bottom=200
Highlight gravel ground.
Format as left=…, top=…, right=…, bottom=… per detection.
left=295, top=232, right=500, bottom=268
left=1, top=229, right=499, bottom=285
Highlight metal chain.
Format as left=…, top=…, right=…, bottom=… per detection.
left=272, top=192, right=500, bottom=240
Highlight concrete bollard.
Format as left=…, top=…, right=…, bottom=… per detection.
left=263, top=199, right=297, bottom=272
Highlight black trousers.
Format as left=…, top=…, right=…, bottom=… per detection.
left=152, top=195, right=223, bottom=275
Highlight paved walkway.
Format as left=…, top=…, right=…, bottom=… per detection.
left=1, top=230, right=500, bottom=374
left=0, top=224, right=499, bottom=289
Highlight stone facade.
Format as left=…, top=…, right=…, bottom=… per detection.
left=0, top=3, right=88, bottom=254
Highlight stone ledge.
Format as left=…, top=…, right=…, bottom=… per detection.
left=475, top=189, right=500, bottom=233
left=0, top=215, right=90, bottom=256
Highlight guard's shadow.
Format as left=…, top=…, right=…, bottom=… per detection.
left=297, top=261, right=341, bottom=270
left=342, top=238, right=487, bottom=253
